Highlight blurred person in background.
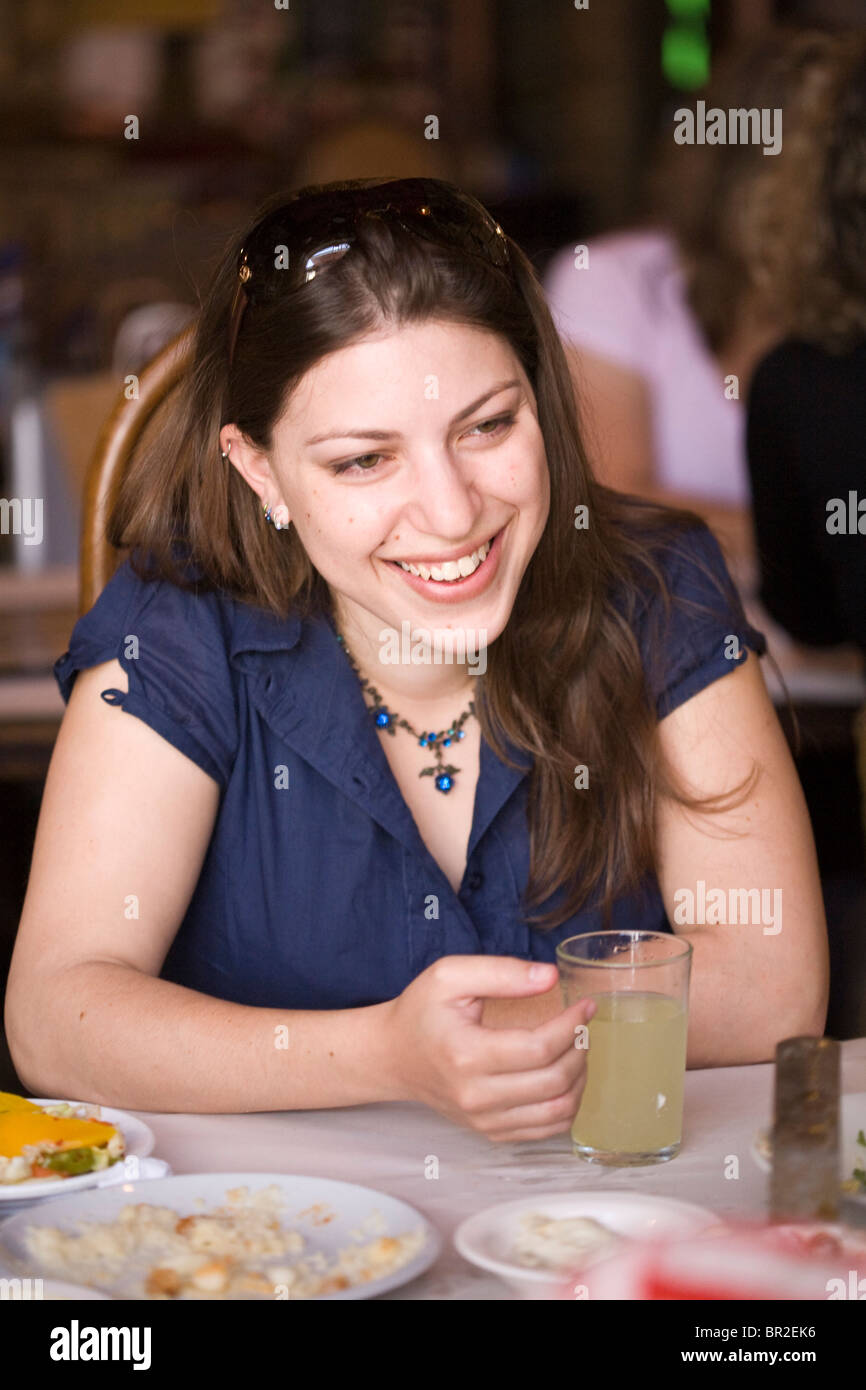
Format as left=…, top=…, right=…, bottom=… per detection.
left=543, top=28, right=864, bottom=589
left=745, top=37, right=866, bottom=853
left=746, top=38, right=866, bottom=661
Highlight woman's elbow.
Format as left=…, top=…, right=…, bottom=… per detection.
left=764, top=976, right=829, bottom=1057
left=4, top=975, right=66, bottom=1098
left=4, top=1019, right=45, bottom=1098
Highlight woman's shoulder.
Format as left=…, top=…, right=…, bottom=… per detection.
left=59, top=547, right=307, bottom=664
left=56, top=552, right=233, bottom=677
left=53, top=551, right=306, bottom=788
left=612, top=509, right=767, bottom=720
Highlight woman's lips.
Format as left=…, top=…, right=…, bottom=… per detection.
left=387, top=525, right=506, bottom=604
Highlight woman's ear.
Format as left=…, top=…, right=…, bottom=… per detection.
left=218, top=426, right=284, bottom=511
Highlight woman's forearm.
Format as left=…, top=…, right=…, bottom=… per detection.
left=680, top=925, right=828, bottom=1069
left=9, top=960, right=401, bottom=1113
left=481, top=929, right=827, bottom=1069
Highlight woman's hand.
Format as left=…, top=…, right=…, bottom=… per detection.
left=381, top=956, right=596, bottom=1142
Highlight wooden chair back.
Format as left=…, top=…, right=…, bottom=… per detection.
left=78, top=325, right=193, bottom=616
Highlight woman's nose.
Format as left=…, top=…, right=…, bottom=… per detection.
left=404, top=449, right=482, bottom=538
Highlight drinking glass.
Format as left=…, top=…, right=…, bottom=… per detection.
left=556, top=931, right=693, bottom=1166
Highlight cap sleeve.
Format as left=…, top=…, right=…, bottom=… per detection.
left=543, top=234, right=655, bottom=375
left=53, top=561, right=238, bottom=788
left=634, top=523, right=768, bottom=721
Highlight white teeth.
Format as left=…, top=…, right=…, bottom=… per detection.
left=437, top=560, right=462, bottom=581
left=397, top=537, right=492, bottom=583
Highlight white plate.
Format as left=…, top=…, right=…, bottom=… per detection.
left=0, top=1172, right=441, bottom=1301
left=454, top=1192, right=723, bottom=1299
left=0, top=1099, right=155, bottom=1203
left=38, top=1280, right=114, bottom=1301
left=751, top=1091, right=866, bottom=1194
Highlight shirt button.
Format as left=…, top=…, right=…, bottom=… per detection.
left=466, top=870, right=484, bottom=892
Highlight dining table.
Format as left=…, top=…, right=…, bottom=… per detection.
left=23, top=1034, right=857, bottom=1301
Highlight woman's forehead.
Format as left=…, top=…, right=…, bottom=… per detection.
left=278, top=322, right=522, bottom=427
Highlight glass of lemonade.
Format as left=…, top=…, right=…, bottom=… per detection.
left=555, top=931, right=692, bottom=1166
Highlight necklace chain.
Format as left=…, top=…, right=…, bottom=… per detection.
left=333, top=629, right=476, bottom=794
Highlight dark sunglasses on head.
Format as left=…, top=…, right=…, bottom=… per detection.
left=227, top=177, right=513, bottom=366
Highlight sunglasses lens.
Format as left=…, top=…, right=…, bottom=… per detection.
left=303, top=241, right=352, bottom=281
left=229, top=179, right=511, bottom=361
left=243, top=179, right=508, bottom=287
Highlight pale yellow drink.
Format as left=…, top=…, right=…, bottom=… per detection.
left=573, top=991, right=688, bottom=1157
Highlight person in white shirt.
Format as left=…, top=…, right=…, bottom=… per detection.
left=544, top=28, right=861, bottom=588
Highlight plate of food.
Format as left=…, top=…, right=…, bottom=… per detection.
left=0, top=1091, right=154, bottom=1201
left=751, top=1092, right=866, bottom=1199
left=454, top=1192, right=724, bottom=1299
left=0, top=1173, right=441, bottom=1300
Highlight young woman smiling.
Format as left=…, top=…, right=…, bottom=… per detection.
left=5, top=179, right=827, bottom=1136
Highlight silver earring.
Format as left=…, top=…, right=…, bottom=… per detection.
left=263, top=501, right=290, bottom=531
left=220, top=441, right=232, bottom=461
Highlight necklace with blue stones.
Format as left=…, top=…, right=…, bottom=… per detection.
left=334, top=630, right=475, bottom=794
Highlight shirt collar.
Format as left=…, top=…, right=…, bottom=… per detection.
left=228, top=596, right=304, bottom=660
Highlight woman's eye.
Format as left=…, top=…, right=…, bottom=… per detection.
left=467, top=412, right=515, bottom=438
left=330, top=413, right=515, bottom=475
left=332, top=453, right=385, bottom=476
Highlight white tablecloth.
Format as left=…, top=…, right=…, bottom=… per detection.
left=101, top=1037, right=866, bottom=1300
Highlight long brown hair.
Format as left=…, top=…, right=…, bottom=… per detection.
left=108, top=180, right=754, bottom=929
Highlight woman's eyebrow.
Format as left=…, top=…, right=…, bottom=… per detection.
left=303, top=378, right=522, bottom=446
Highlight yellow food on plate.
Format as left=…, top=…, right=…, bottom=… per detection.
left=0, top=1091, right=42, bottom=1113
left=0, top=1106, right=125, bottom=1185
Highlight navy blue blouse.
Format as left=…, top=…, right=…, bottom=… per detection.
left=53, top=523, right=766, bottom=1011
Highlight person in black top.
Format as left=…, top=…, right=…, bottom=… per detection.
left=746, top=42, right=866, bottom=1040
left=746, top=38, right=866, bottom=657
left=747, top=337, right=866, bottom=654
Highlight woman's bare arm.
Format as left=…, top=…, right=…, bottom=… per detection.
left=484, top=654, right=828, bottom=1062
left=655, top=651, right=829, bottom=1067
left=4, top=659, right=397, bottom=1112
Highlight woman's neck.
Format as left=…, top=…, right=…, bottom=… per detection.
left=329, top=601, right=483, bottom=711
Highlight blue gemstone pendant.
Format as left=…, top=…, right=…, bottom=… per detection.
left=333, top=624, right=474, bottom=796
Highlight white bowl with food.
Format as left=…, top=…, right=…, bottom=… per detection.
left=0, top=1092, right=155, bottom=1202
left=454, top=1192, right=724, bottom=1299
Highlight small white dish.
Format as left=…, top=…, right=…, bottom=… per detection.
left=0, top=1099, right=156, bottom=1203
left=454, top=1191, right=723, bottom=1299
